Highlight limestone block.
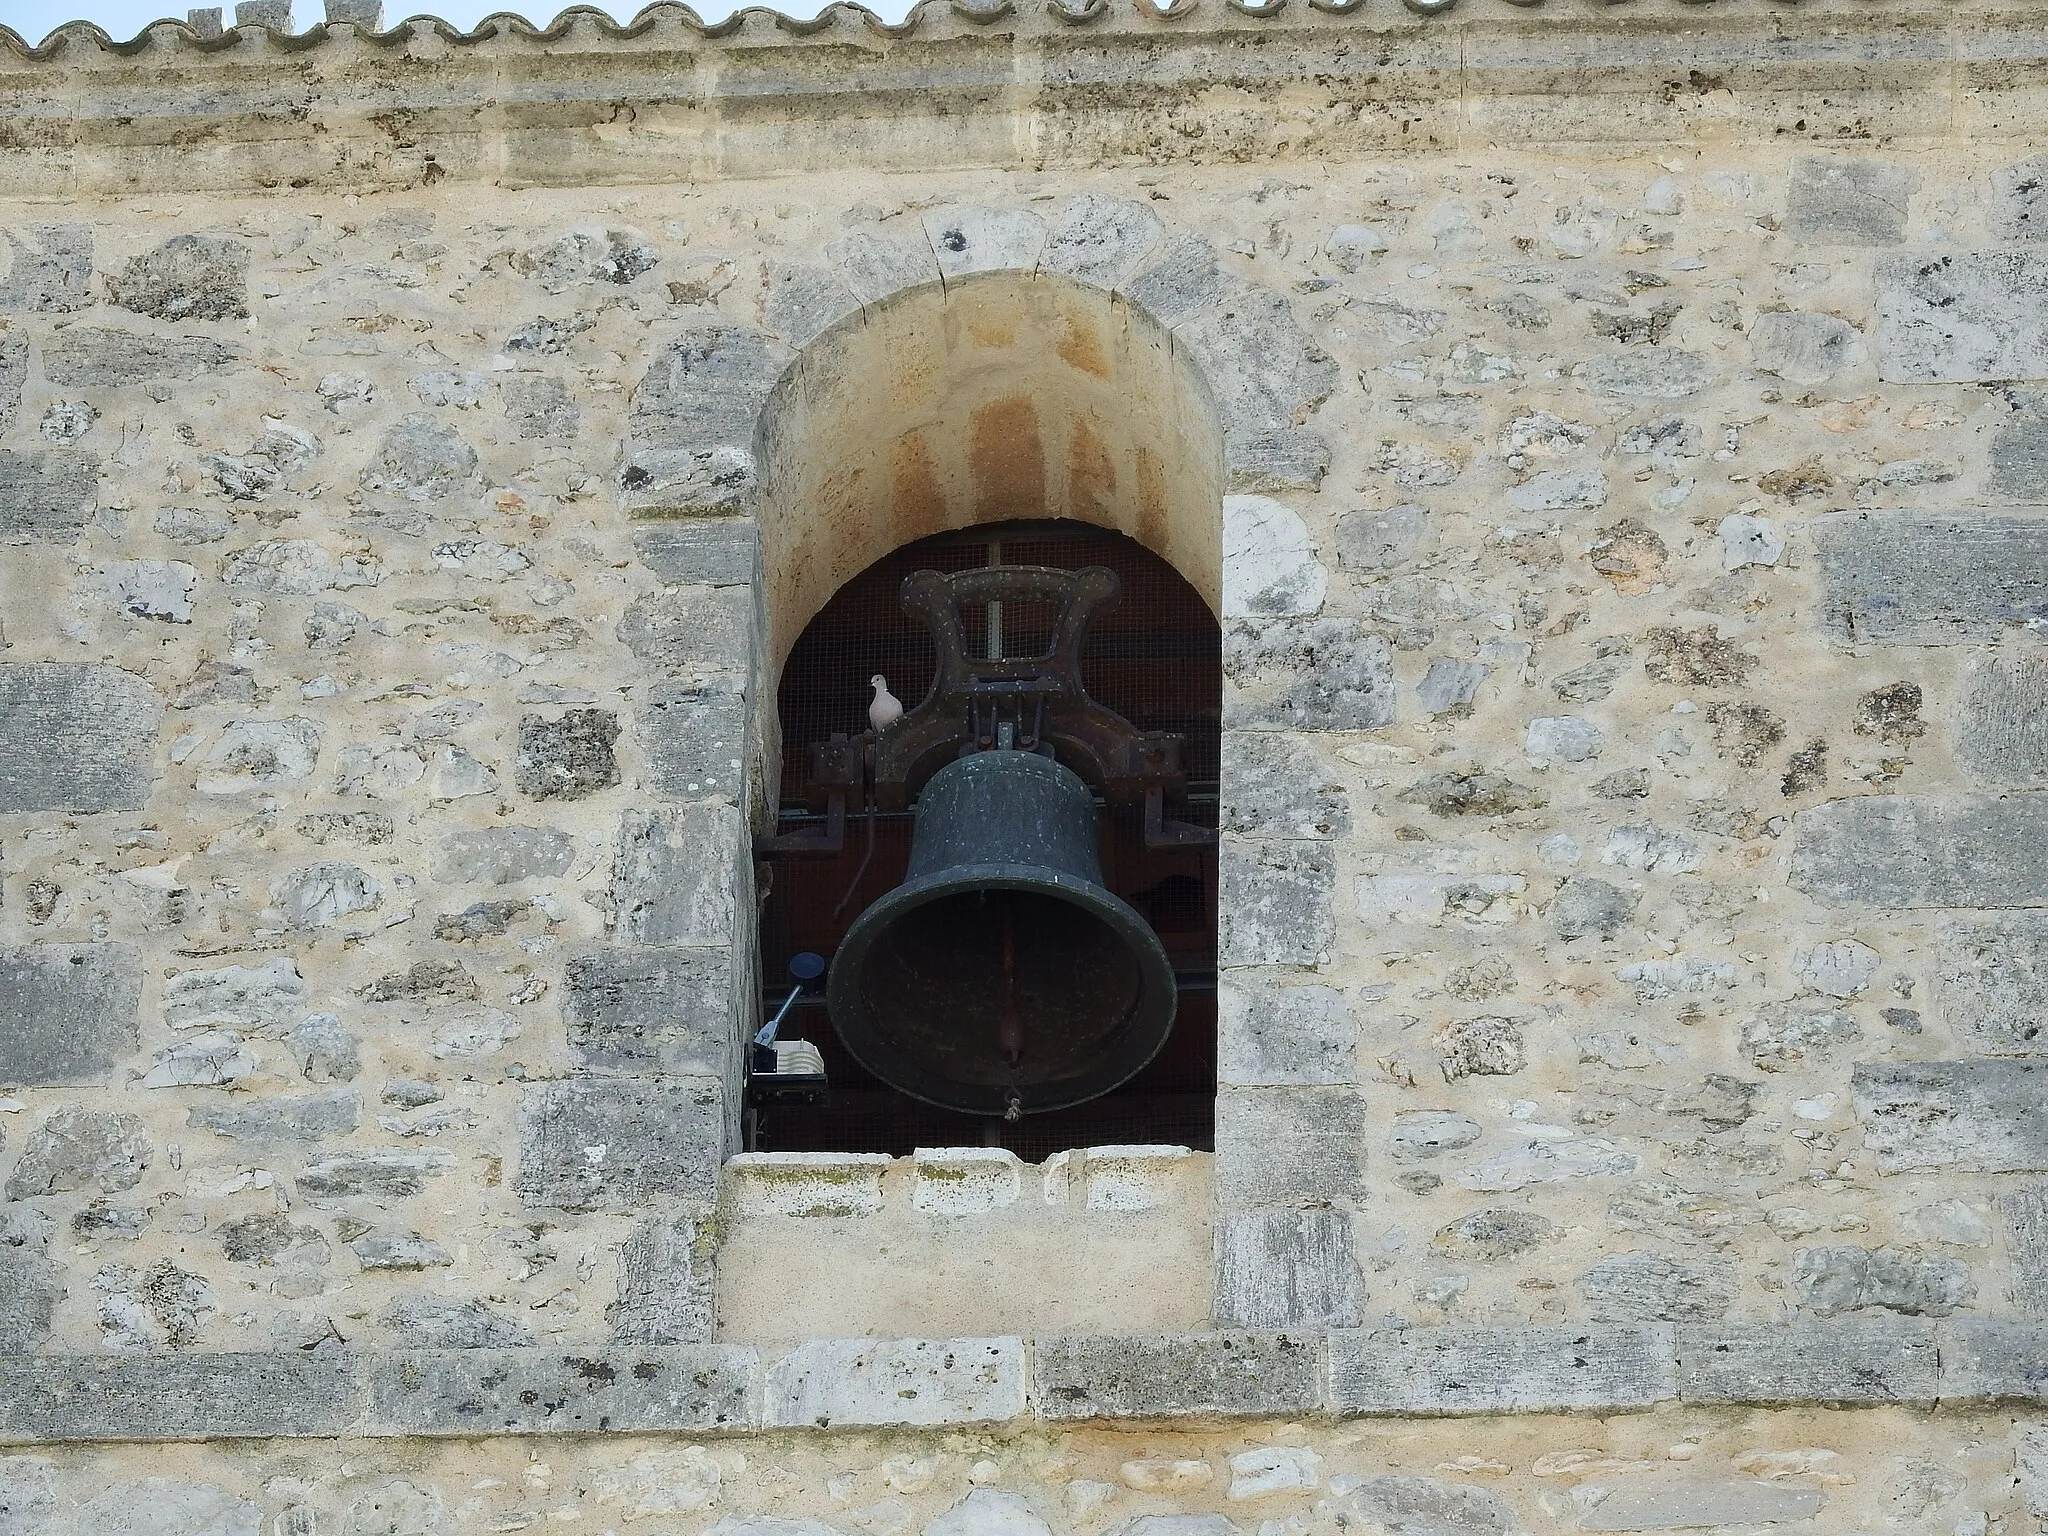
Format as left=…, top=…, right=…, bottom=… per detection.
left=0, top=330, right=21, bottom=436
left=516, top=709, right=620, bottom=800
left=0, top=1250, right=59, bottom=1352
left=1224, top=617, right=1395, bottom=733
left=1335, top=504, right=1426, bottom=572
left=1177, top=288, right=1338, bottom=435
left=1813, top=512, right=2048, bottom=644
left=0, top=943, right=141, bottom=1085
left=1548, top=876, right=1638, bottom=941
left=516, top=1077, right=726, bottom=1212
left=1938, top=915, right=2048, bottom=1055
left=1954, top=655, right=2048, bottom=787
left=269, top=862, right=379, bottom=929
left=108, top=235, right=249, bottom=320
left=1747, top=310, right=1863, bottom=383
left=367, top=1345, right=755, bottom=1434
left=1080, top=1146, right=1189, bottom=1211
left=1675, top=1319, right=1938, bottom=1404
left=1416, top=654, right=1486, bottom=712
left=1992, top=154, right=2048, bottom=240
left=633, top=520, right=758, bottom=585
left=323, top=0, right=382, bottom=23
left=913, top=1149, right=1021, bottom=1215
left=77, top=1481, right=259, bottom=1536
left=1219, top=734, right=1348, bottom=840
left=1391, top=1112, right=1481, bottom=1163
left=1032, top=1332, right=1319, bottom=1420
left=726, top=1152, right=890, bottom=1218
left=1340, top=1479, right=1511, bottom=1536
left=1851, top=1060, right=2048, bottom=1172
left=381, top=1297, right=531, bottom=1348
left=233, top=0, right=292, bottom=28
left=617, top=586, right=752, bottom=675
left=1792, top=794, right=2048, bottom=909
left=1878, top=249, right=2048, bottom=382
left=613, top=803, right=745, bottom=945
left=925, top=1490, right=1051, bottom=1536
left=763, top=263, right=861, bottom=348
left=2005, top=1185, right=2048, bottom=1315
left=1216, top=978, right=1359, bottom=1086
left=1783, top=156, right=1916, bottom=244
left=186, top=1090, right=360, bottom=1145
left=763, top=1336, right=1025, bottom=1428
left=359, top=414, right=476, bottom=501
left=431, top=826, right=574, bottom=885
left=0, top=223, right=92, bottom=311
left=565, top=946, right=736, bottom=1077
left=500, top=375, right=579, bottom=440
left=1937, top=1319, right=2048, bottom=1402
left=162, top=956, right=304, bottom=1031
left=42, top=328, right=239, bottom=387
left=295, top=1149, right=453, bottom=1200
left=1575, top=1481, right=1825, bottom=1532
left=1222, top=496, right=1325, bottom=618
left=0, top=449, right=99, bottom=541
left=1791, top=1244, right=1975, bottom=1317
left=5, top=1107, right=152, bottom=1198
left=1042, top=194, right=1162, bottom=288
left=0, top=1353, right=365, bottom=1441
left=1213, top=1209, right=1361, bottom=1330
left=1452, top=1139, right=1636, bottom=1192
left=1577, top=1253, right=1736, bottom=1322
left=826, top=229, right=939, bottom=306
left=608, top=1211, right=717, bottom=1344
left=1217, top=841, right=1334, bottom=967
left=1214, top=1088, right=1366, bottom=1205
left=641, top=683, right=748, bottom=804
left=1574, top=350, right=1711, bottom=399
left=922, top=207, right=1046, bottom=279
left=0, top=1456, right=56, bottom=1536
left=1329, top=1324, right=1675, bottom=1415
left=1122, top=231, right=1231, bottom=329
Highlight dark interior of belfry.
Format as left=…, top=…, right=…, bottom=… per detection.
left=752, top=520, right=1221, bottom=1159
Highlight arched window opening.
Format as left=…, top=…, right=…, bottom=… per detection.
left=752, top=519, right=1220, bottom=1160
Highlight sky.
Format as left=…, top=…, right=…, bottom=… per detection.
left=0, top=0, right=896, bottom=44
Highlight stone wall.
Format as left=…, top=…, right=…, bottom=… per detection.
left=7, top=0, right=2048, bottom=1524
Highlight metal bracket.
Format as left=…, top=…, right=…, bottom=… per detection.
left=1143, top=785, right=1217, bottom=849
left=755, top=790, right=847, bottom=855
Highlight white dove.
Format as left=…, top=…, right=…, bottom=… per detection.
left=868, top=674, right=903, bottom=732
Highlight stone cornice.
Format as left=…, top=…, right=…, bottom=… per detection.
left=2, top=1320, right=2045, bottom=1445
left=0, top=3, right=2030, bottom=195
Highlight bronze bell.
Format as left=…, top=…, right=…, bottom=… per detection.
left=826, top=748, right=1178, bottom=1119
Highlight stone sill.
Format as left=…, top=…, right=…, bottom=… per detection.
left=3, top=1318, right=2044, bottom=1445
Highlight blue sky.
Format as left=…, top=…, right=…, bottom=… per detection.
left=0, top=0, right=897, bottom=43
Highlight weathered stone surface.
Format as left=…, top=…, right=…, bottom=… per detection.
left=2007, top=1185, right=2048, bottom=1315
left=633, top=520, right=758, bottom=585
left=516, top=709, right=619, bottom=800
left=5, top=1107, right=152, bottom=1199
left=75, top=1480, right=259, bottom=1536
left=1792, top=793, right=2048, bottom=908
left=187, top=1090, right=360, bottom=1145
left=1577, top=1253, right=1736, bottom=1322
left=0, top=1353, right=364, bottom=1440
left=1936, top=1318, right=2048, bottom=1402
left=0, top=449, right=99, bottom=541
left=617, top=587, right=751, bottom=676
left=1938, top=914, right=2048, bottom=1054
left=1338, top=1477, right=1511, bottom=1536
left=642, top=683, right=748, bottom=804
left=1954, top=654, right=2048, bottom=787
left=1813, top=512, right=2048, bottom=643
left=0, top=1250, right=59, bottom=1353
left=1852, top=1060, right=2048, bottom=1172
left=1329, top=1324, right=1674, bottom=1415
left=367, top=1346, right=754, bottom=1434
left=516, top=1077, right=725, bottom=1212
left=1222, top=496, right=1325, bottom=618
left=0, top=943, right=141, bottom=1085
left=430, top=825, right=574, bottom=885
left=613, top=803, right=746, bottom=945
left=1216, top=978, right=1358, bottom=1086
left=762, top=263, right=862, bottom=349
left=1990, top=388, right=2048, bottom=500
left=0, top=1455, right=57, bottom=1536
left=764, top=1336, right=1024, bottom=1428
left=0, top=224, right=92, bottom=310
left=1675, top=1319, right=1938, bottom=1404
left=0, top=330, right=22, bottom=437
left=1215, top=1088, right=1366, bottom=1204
left=1219, top=734, right=1348, bottom=840
left=269, top=862, right=380, bottom=929
left=108, top=236, right=249, bottom=320
left=1213, top=1210, right=1362, bottom=1330
left=1224, top=618, right=1394, bottom=732
left=1218, top=841, right=1333, bottom=967
left=1453, top=1139, right=1636, bottom=1192
left=608, top=1212, right=717, bottom=1344
left=1033, top=1332, right=1318, bottom=1420
left=1739, top=999, right=1859, bottom=1072
left=360, top=413, right=476, bottom=502
left=1434, top=1206, right=1555, bottom=1261
left=626, top=326, right=791, bottom=509
left=565, top=947, right=735, bottom=1077
left=1992, top=154, right=2048, bottom=240
left=1178, top=287, right=1338, bottom=434
left=1792, top=1244, right=1974, bottom=1317
left=1575, top=1480, right=1826, bottom=1532
left=1747, top=310, right=1862, bottom=383
left=1548, top=876, right=1638, bottom=941
left=1783, top=156, right=1915, bottom=244
left=41, top=328, right=238, bottom=387
left=1878, top=250, right=2048, bottom=382
left=500, top=374, right=579, bottom=439
left=295, top=1149, right=454, bottom=1200
left=380, top=1296, right=532, bottom=1349
left=1574, top=350, right=1711, bottom=399
left=1122, top=231, right=1229, bottom=328
left=1042, top=194, right=1161, bottom=288
left=923, top=207, right=1046, bottom=279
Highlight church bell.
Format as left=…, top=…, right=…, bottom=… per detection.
left=826, top=748, right=1178, bottom=1119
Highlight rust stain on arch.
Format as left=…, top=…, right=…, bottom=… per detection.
left=1067, top=414, right=1117, bottom=523
left=889, top=429, right=949, bottom=550
left=970, top=396, right=1047, bottom=526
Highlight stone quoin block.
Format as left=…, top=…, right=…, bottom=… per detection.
left=2006, top=1185, right=2048, bottom=1315
left=1213, top=1208, right=1363, bottom=1330
left=1988, top=389, right=2048, bottom=500
left=632, top=520, right=759, bottom=585
left=1937, top=1320, right=2048, bottom=1404
left=1953, top=655, right=2048, bottom=788
left=0, top=1352, right=366, bottom=1442
left=1219, top=733, right=1350, bottom=840
left=1223, top=617, right=1397, bottom=732
left=0, top=664, right=162, bottom=813
left=0, top=1250, right=59, bottom=1353
left=1213, top=1087, right=1367, bottom=1204
left=1328, top=1324, right=1676, bottom=1415
left=616, top=586, right=752, bottom=677
left=607, top=1212, right=718, bottom=1344
left=0, top=450, right=100, bottom=542
left=0, top=944, right=142, bottom=1085
left=1851, top=1060, right=2048, bottom=1173
left=515, top=1076, right=726, bottom=1212
left=1812, top=512, right=2048, bottom=645
left=641, top=683, right=748, bottom=805
left=0, top=331, right=23, bottom=436
left=763, top=1337, right=1025, bottom=1429
left=625, top=325, right=792, bottom=510
left=1878, top=249, right=2048, bottom=382
left=564, top=946, right=737, bottom=1078
left=1938, top=913, right=2048, bottom=1055
left=1782, top=156, right=1917, bottom=245
left=366, top=1346, right=756, bottom=1435
left=1216, top=977, right=1361, bottom=1086
left=612, top=803, right=747, bottom=945
left=1675, top=1319, right=1939, bottom=1405
left=1042, top=193, right=1163, bottom=289
left=1791, top=794, right=2048, bottom=909
left=1217, top=840, right=1335, bottom=967
left=1031, top=1332, right=1320, bottom=1420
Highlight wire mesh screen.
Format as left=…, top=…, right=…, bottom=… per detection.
left=759, top=519, right=1221, bottom=1159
